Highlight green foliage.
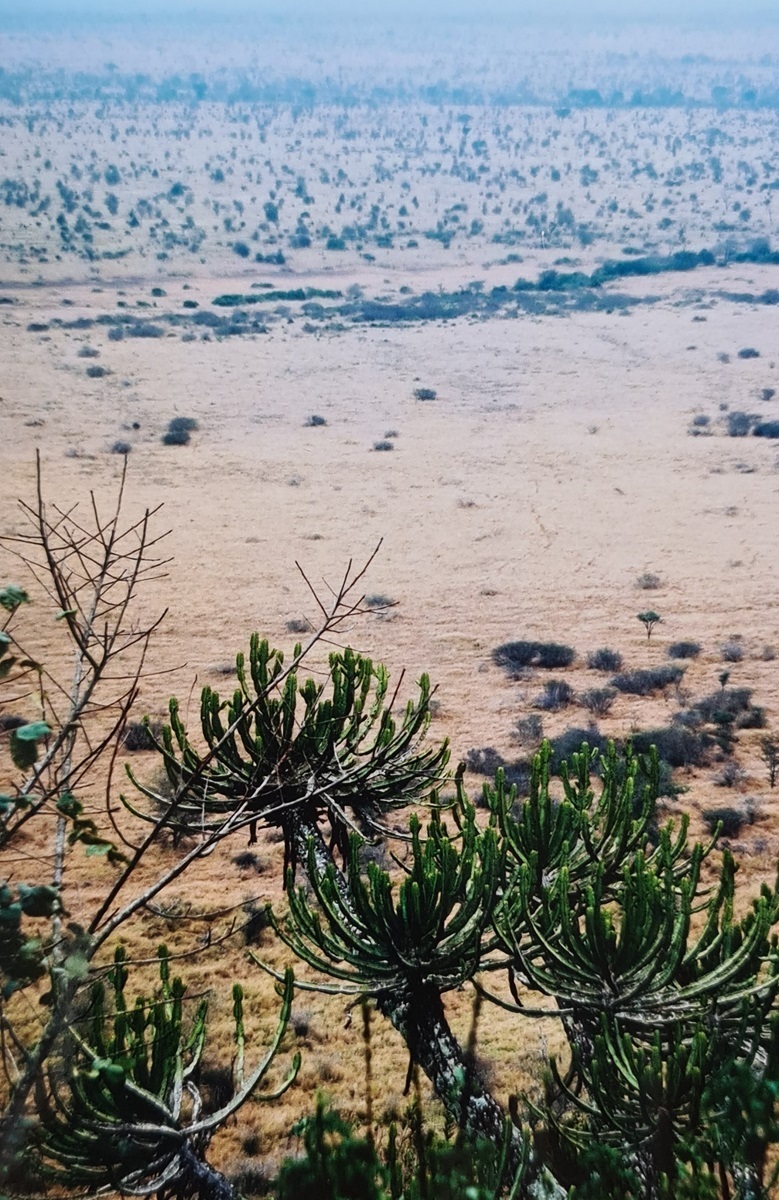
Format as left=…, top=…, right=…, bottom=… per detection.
left=637, top=611, right=662, bottom=641
left=276, top=1096, right=525, bottom=1200
left=128, top=638, right=449, bottom=873
left=34, top=948, right=300, bottom=1196
left=0, top=881, right=59, bottom=996
left=268, top=801, right=500, bottom=998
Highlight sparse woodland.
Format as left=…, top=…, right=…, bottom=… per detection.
left=3, top=464, right=779, bottom=1200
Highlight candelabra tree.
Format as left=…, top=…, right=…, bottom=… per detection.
left=34, top=947, right=299, bottom=1200
left=124, top=634, right=450, bottom=876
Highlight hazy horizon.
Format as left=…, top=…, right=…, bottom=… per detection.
left=2, top=0, right=779, bottom=29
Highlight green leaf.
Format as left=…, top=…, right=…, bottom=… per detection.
left=0, top=657, right=17, bottom=680
left=0, top=585, right=29, bottom=612
left=55, top=609, right=77, bottom=621
left=10, top=732, right=38, bottom=770
left=85, top=843, right=112, bottom=857
left=13, top=722, right=51, bottom=742
left=18, top=884, right=59, bottom=918
left=63, top=953, right=90, bottom=981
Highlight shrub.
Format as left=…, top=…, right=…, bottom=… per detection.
left=122, top=720, right=163, bottom=751
left=587, top=647, right=623, bottom=672
left=286, top=618, right=311, bottom=634
left=304, top=415, right=327, bottom=427
left=761, top=388, right=776, bottom=402
left=86, top=365, right=108, bottom=378
left=693, top=688, right=754, bottom=726
left=233, top=241, right=251, bottom=258
left=668, top=641, right=701, bottom=659
left=712, top=761, right=747, bottom=789
left=635, top=572, right=662, bottom=590
left=372, top=440, right=394, bottom=451
left=580, top=687, right=617, bottom=717
left=691, top=414, right=710, bottom=427
left=702, top=806, right=747, bottom=838
left=168, top=416, right=199, bottom=434
left=727, top=411, right=753, bottom=437
left=232, top=851, right=264, bottom=872
left=414, top=387, right=437, bottom=401
left=107, top=326, right=124, bottom=341
left=721, top=641, right=744, bottom=663
left=533, top=679, right=575, bottom=711
left=493, top=641, right=575, bottom=673
left=110, top=440, right=131, bottom=455
left=548, top=728, right=608, bottom=771
left=753, top=421, right=779, bottom=438
left=630, top=725, right=710, bottom=768
left=737, top=347, right=760, bottom=359
left=77, top=345, right=99, bottom=358
left=364, top=594, right=394, bottom=609
left=535, top=642, right=575, bottom=669
left=162, top=428, right=191, bottom=446
left=513, top=714, right=543, bottom=744
left=612, top=665, right=684, bottom=695
left=465, top=746, right=506, bottom=776
left=242, top=903, right=270, bottom=945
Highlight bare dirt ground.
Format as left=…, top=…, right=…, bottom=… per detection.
left=2, top=14, right=779, bottom=1178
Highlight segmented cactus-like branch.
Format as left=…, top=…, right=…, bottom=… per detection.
left=265, top=802, right=502, bottom=998
left=484, top=741, right=695, bottom=901
left=34, top=947, right=299, bottom=1199
left=125, top=639, right=449, bottom=874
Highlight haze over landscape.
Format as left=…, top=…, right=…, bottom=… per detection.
left=2, top=0, right=779, bottom=1193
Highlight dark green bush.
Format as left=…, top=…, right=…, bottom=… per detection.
left=668, top=641, right=701, bottom=659
left=168, top=416, right=199, bottom=434
left=533, top=680, right=575, bottom=710
left=702, top=807, right=746, bottom=838
left=727, top=411, right=753, bottom=436
left=86, top=364, right=108, bottom=378
left=162, top=428, right=190, bottom=446
left=753, top=421, right=779, bottom=438
left=611, top=665, right=684, bottom=695
left=587, top=648, right=623, bottom=672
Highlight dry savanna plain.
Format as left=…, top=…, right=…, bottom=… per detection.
left=3, top=11, right=779, bottom=1184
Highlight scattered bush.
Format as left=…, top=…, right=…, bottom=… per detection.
left=533, top=679, right=575, bottom=711
left=513, top=714, right=544, bottom=745
left=493, top=641, right=575, bottom=673
left=372, top=440, right=394, bottom=451
left=580, top=687, right=617, bottom=717
left=547, top=728, right=608, bottom=771
left=753, top=421, right=779, bottom=438
left=242, top=903, right=270, bottom=945
left=168, top=416, right=199, bottom=434
left=761, top=388, right=776, bottom=402
left=304, top=415, right=327, bottom=427
left=702, top=806, right=747, bottom=838
left=737, top=347, right=760, bottom=359
left=86, top=364, right=108, bottom=378
left=107, top=326, right=124, bottom=341
left=691, top=414, right=710, bottom=427
left=110, top=440, right=131, bottom=455
left=122, top=720, right=163, bottom=751
left=414, top=387, right=437, bottom=401
left=727, top=411, right=753, bottom=437
left=630, top=725, right=710, bottom=768
left=77, top=345, right=99, bottom=358
left=721, top=640, right=744, bottom=663
left=611, top=665, right=684, bottom=695
left=712, top=762, right=747, bottom=789
left=465, top=746, right=506, bottom=776
left=162, top=428, right=190, bottom=446
left=668, top=641, right=701, bottom=659
left=364, top=594, right=393, bottom=609
left=587, top=647, right=623, bottom=672
left=635, top=572, right=662, bottom=590
left=232, top=851, right=265, bottom=872
left=286, top=618, right=312, bottom=634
